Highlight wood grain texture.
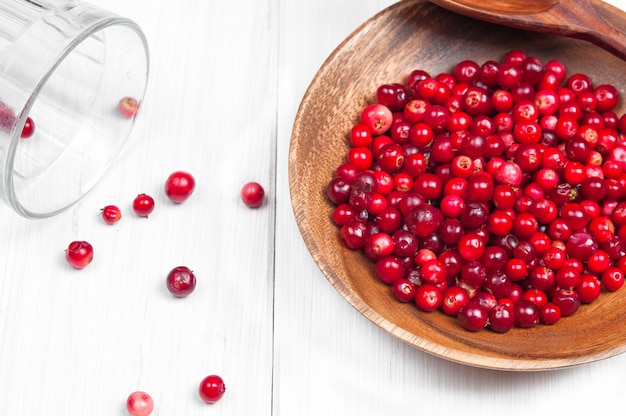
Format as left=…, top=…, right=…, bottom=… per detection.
left=429, top=0, right=626, bottom=60
left=289, top=0, right=626, bottom=370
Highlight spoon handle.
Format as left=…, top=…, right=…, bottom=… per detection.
left=557, top=0, right=626, bottom=61
left=429, top=0, right=626, bottom=62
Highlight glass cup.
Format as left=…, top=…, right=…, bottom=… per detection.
left=0, top=0, right=149, bottom=218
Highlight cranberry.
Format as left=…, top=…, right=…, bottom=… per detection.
left=522, top=288, right=549, bottom=308
left=375, top=256, right=405, bottom=284
left=165, top=171, right=196, bottom=203
left=576, top=274, right=602, bottom=303
left=565, top=232, right=598, bottom=260
left=441, top=286, right=470, bottom=316
left=405, top=204, right=443, bottom=237
left=126, top=391, right=154, bottom=416
left=347, top=147, right=373, bottom=170
left=462, top=86, right=492, bottom=116
left=392, top=279, right=416, bottom=302
left=457, top=202, right=487, bottom=231
left=514, top=300, right=540, bottom=328
left=118, top=96, right=140, bottom=118
left=414, top=284, right=443, bottom=312
left=601, top=267, right=625, bottom=291
left=166, top=266, right=197, bottom=297
left=488, top=303, right=515, bottom=333
left=133, top=193, right=155, bottom=217
left=540, top=302, right=561, bottom=325
left=65, top=241, right=94, bottom=269
left=101, top=205, right=122, bottom=225
left=420, top=258, right=447, bottom=284
left=457, top=302, right=488, bottom=331
left=199, top=374, right=226, bottom=404
left=457, top=232, right=485, bottom=261
left=350, top=124, right=373, bottom=147
left=339, top=219, right=367, bottom=249
left=495, top=161, right=523, bottom=186
left=240, top=181, right=266, bottom=208
left=20, top=116, right=35, bottom=138
left=453, top=60, right=480, bottom=84
left=377, top=83, right=409, bottom=111
left=484, top=271, right=512, bottom=298
left=391, top=229, right=418, bottom=257
left=528, top=266, right=555, bottom=292
left=551, top=288, right=580, bottom=316
left=360, top=103, right=393, bottom=135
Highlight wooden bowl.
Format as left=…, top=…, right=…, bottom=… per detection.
left=288, top=0, right=626, bottom=370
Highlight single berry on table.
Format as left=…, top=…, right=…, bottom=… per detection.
left=241, top=181, right=265, bottom=208
left=100, top=205, right=122, bottom=225
left=199, top=374, right=226, bottom=404
left=166, top=266, right=196, bottom=297
left=164, top=170, right=196, bottom=203
left=126, top=391, right=154, bottom=416
left=65, top=241, right=93, bottom=269
left=133, top=193, right=155, bottom=217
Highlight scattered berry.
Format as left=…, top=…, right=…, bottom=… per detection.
left=199, top=374, right=226, bottom=404
left=166, top=266, right=196, bottom=297
left=132, top=193, right=155, bottom=217
left=126, top=391, right=154, bottom=416
left=65, top=241, right=94, bottom=269
left=164, top=171, right=195, bottom=203
left=118, top=96, right=140, bottom=118
left=100, top=205, right=122, bottom=224
left=20, top=117, right=35, bottom=138
left=241, top=181, right=265, bottom=208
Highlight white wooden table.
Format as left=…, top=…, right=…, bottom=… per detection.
left=1, top=0, right=626, bottom=414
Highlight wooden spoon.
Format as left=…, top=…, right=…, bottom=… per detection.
left=428, top=0, right=626, bottom=61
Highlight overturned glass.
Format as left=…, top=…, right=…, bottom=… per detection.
left=0, top=0, right=149, bottom=218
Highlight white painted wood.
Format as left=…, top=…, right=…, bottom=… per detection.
left=0, top=0, right=625, bottom=415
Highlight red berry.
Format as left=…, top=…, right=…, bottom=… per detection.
left=495, top=161, right=523, bottom=186
left=133, top=193, right=155, bottom=217
left=540, top=302, right=561, bottom=325
left=360, top=103, right=393, bottom=135
left=199, top=374, right=226, bottom=404
left=126, top=391, right=154, bottom=416
left=101, top=205, right=122, bottom=225
left=164, top=171, right=196, bottom=203
left=391, top=279, right=416, bottom=303
left=118, top=96, right=140, bottom=118
left=20, top=117, right=35, bottom=138
left=166, top=266, right=196, bottom=297
left=601, top=267, right=625, bottom=291
left=458, top=302, right=488, bottom=331
left=414, top=283, right=443, bottom=312
left=241, top=181, right=265, bottom=208
left=65, top=241, right=94, bottom=269
left=488, top=303, right=515, bottom=333
left=550, top=289, right=580, bottom=317
left=514, top=300, right=540, bottom=328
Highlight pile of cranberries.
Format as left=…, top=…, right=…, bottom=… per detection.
left=326, top=50, right=626, bottom=333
